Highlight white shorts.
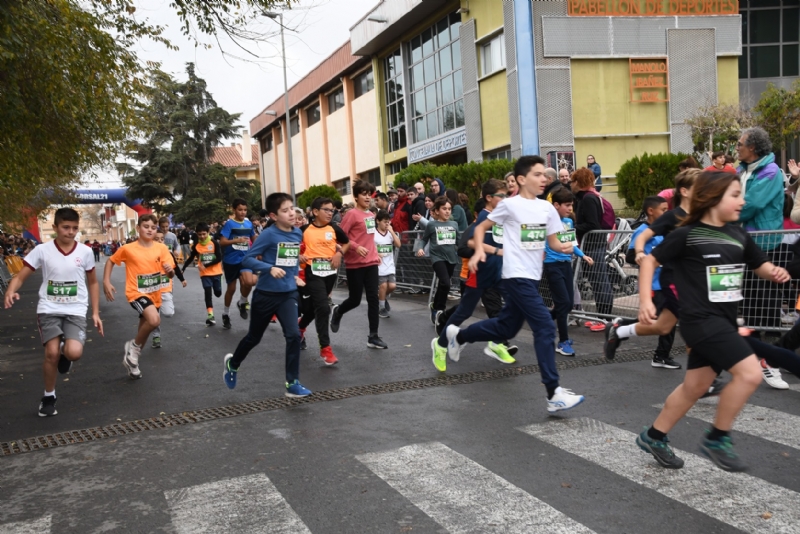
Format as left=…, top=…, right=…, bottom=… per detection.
left=161, top=292, right=175, bottom=317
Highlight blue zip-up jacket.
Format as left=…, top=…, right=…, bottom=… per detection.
left=544, top=218, right=585, bottom=263
left=242, top=224, right=303, bottom=293
left=738, top=153, right=784, bottom=251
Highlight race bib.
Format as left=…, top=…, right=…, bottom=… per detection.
left=557, top=230, right=578, bottom=247
left=707, top=264, right=744, bottom=302
left=492, top=225, right=503, bottom=244
left=311, top=258, right=336, bottom=277
left=275, top=242, right=300, bottom=267
left=160, top=274, right=171, bottom=289
left=436, top=227, right=457, bottom=245
left=137, top=273, right=162, bottom=294
left=200, top=253, right=216, bottom=263
left=232, top=241, right=249, bottom=251
left=377, top=244, right=393, bottom=257
left=519, top=224, right=546, bottom=250
left=365, top=217, right=376, bottom=234
left=46, top=280, right=78, bottom=303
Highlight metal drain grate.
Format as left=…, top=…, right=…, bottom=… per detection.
left=0, top=347, right=682, bottom=457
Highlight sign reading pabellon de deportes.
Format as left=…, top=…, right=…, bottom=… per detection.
left=408, top=127, right=467, bottom=164
left=568, top=0, right=737, bottom=16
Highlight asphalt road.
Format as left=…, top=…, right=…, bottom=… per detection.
left=1, top=259, right=799, bottom=533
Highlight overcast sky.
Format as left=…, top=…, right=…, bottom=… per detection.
left=89, top=0, right=377, bottom=187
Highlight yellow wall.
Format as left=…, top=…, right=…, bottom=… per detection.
left=352, top=89, right=381, bottom=174
left=326, top=106, right=350, bottom=180
left=717, top=56, right=739, bottom=105
left=480, top=71, right=510, bottom=151
left=234, top=168, right=259, bottom=181
left=262, top=150, right=276, bottom=195
left=467, top=0, right=504, bottom=39
left=305, top=122, right=327, bottom=188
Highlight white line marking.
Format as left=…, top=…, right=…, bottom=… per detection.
left=520, top=418, right=800, bottom=533
left=788, top=383, right=800, bottom=393
left=655, top=402, right=800, bottom=451
left=356, top=442, right=596, bottom=534
left=164, top=474, right=310, bottom=534
left=0, top=515, right=51, bottom=534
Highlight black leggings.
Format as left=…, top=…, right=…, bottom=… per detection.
left=204, top=286, right=222, bottom=309
left=299, top=269, right=337, bottom=348
left=745, top=337, right=800, bottom=375
left=431, top=261, right=455, bottom=311
left=339, top=265, right=380, bottom=335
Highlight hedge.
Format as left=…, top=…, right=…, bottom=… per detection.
left=296, top=185, right=342, bottom=209
left=393, top=159, right=515, bottom=207
left=615, top=152, right=690, bottom=210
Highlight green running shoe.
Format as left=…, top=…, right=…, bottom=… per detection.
left=700, top=434, right=747, bottom=472
left=431, top=338, right=447, bottom=372
left=483, top=341, right=516, bottom=364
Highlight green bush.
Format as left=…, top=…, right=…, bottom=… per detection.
left=393, top=159, right=515, bottom=207
left=615, top=152, right=690, bottom=210
left=296, top=185, right=342, bottom=209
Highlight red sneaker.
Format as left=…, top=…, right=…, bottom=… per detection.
left=589, top=321, right=606, bottom=332
left=320, top=346, right=338, bottom=366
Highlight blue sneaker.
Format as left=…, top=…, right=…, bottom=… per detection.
left=223, top=354, right=237, bottom=389
left=556, top=340, right=575, bottom=356
left=285, top=380, right=312, bottom=398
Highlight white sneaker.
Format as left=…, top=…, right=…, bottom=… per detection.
left=761, top=360, right=788, bottom=389
left=123, top=340, right=142, bottom=379
left=547, top=387, right=585, bottom=413
left=445, top=325, right=464, bottom=362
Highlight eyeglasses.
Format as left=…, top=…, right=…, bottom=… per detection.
left=491, top=193, right=507, bottom=198
left=318, top=208, right=334, bottom=213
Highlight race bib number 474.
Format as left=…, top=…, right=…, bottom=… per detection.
left=519, top=224, right=546, bottom=250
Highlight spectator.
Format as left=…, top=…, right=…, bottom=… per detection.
left=540, top=167, right=564, bottom=203
left=704, top=150, right=737, bottom=174
left=678, top=156, right=701, bottom=171
left=558, top=168, right=571, bottom=185
left=414, top=182, right=425, bottom=195
left=430, top=178, right=445, bottom=197
left=587, top=155, right=602, bottom=192
left=392, top=183, right=411, bottom=233
left=458, top=193, right=474, bottom=225
left=407, top=188, right=427, bottom=230
left=505, top=171, right=518, bottom=197
left=444, top=189, right=468, bottom=232
left=331, top=200, right=343, bottom=226
left=178, top=226, right=192, bottom=259
left=91, top=240, right=101, bottom=262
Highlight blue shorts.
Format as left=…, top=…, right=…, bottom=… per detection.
left=201, top=275, right=222, bottom=292
left=223, top=262, right=251, bottom=285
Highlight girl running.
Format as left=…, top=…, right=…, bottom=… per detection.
left=415, top=197, right=459, bottom=325
left=635, top=171, right=790, bottom=472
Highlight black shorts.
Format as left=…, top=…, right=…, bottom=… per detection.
left=654, top=284, right=680, bottom=318
left=130, top=296, right=158, bottom=318
left=201, top=275, right=222, bottom=292
left=684, top=323, right=754, bottom=374
left=223, top=262, right=251, bottom=285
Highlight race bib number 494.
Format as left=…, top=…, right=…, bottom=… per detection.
left=519, top=224, right=546, bottom=250
left=276, top=243, right=300, bottom=267
left=137, top=273, right=162, bottom=294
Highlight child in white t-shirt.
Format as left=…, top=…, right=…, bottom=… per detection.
left=3, top=208, right=103, bottom=417
left=445, top=156, right=586, bottom=414
left=375, top=209, right=401, bottom=317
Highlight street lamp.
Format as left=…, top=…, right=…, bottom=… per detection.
left=263, top=11, right=296, bottom=205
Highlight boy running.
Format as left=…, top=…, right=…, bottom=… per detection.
left=151, top=230, right=187, bottom=347
left=445, top=156, right=585, bottom=413
left=219, top=198, right=256, bottom=328
left=103, top=214, right=176, bottom=380
left=4, top=208, right=103, bottom=417
left=375, top=210, right=400, bottom=318
left=223, top=192, right=311, bottom=398
left=298, top=197, right=350, bottom=366
left=182, top=223, right=224, bottom=326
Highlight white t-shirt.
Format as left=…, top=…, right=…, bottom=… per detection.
left=488, top=195, right=562, bottom=280
left=23, top=241, right=96, bottom=316
left=374, top=230, right=396, bottom=276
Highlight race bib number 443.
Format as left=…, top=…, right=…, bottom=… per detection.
left=276, top=243, right=300, bottom=267
left=707, top=264, right=744, bottom=302
left=519, top=224, right=546, bottom=250
left=46, top=280, right=78, bottom=303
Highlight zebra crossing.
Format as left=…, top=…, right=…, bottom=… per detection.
left=2, top=404, right=799, bottom=533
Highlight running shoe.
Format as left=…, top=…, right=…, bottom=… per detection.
left=239, top=301, right=249, bottom=319
left=320, top=346, right=338, bottom=366
left=300, top=330, right=307, bottom=351
left=636, top=428, right=684, bottom=469
left=431, top=339, right=447, bottom=372
left=603, top=319, right=625, bottom=360
left=222, top=314, right=231, bottom=329
left=285, top=380, right=312, bottom=398
left=556, top=340, right=575, bottom=356
left=429, top=304, right=437, bottom=325
left=760, top=359, right=789, bottom=389
left=652, top=356, right=681, bottom=369
left=38, top=396, right=57, bottom=417
left=384, top=300, right=391, bottom=312
left=330, top=304, right=342, bottom=333
left=151, top=336, right=162, bottom=349
left=701, top=377, right=726, bottom=398
left=57, top=342, right=72, bottom=374
left=507, top=344, right=519, bottom=356
left=700, top=434, right=746, bottom=472
left=379, top=307, right=390, bottom=319
left=433, top=310, right=443, bottom=328
left=206, top=313, right=216, bottom=326
left=586, top=321, right=606, bottom=332
left=223, top=353, right=237, bottom=389
left=546, top=387, right=585, bottom=413
left=434, top=311, right=446, bottom=335
left=367, top=335, right=388, bottom=349
left=484, top=342, right=516, bottom=364
left=123, top=340, right=142, bottom=379
left=445, top=325, right=464, bottom=362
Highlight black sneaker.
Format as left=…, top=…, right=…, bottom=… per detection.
left=435, top=311, right=446, bottom=336
left=300, top=334, right=307, bottom=351
left=507, top=345, right=519, bottom=357
left=701, top=377, right=726, bottom=398
left=239, top=301, right=249, bottom=320
left=603, top=318, right=626, bottom=360
left=636, top=428, right=684, bottom=469
left=222, top=314, right=231, bottom=329
left=652, top=356, right=681, bottom=369
left=384, top=300, right=391, bottom=312
left=367, top=335, right=388, bottom=349
left=38, top=396, right=57, bottom=417
left=379, top=307, right=390, bottom=319
left=700, top=435, right=747, bottom=472
left=57, top=352, right=72, bottom=374
left=330, top=304, right=342, bottom=333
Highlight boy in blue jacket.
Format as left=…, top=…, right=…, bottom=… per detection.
left=223, top=192, right=311, bottom=398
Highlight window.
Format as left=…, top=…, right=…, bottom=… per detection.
left=384, top=49, right=406, bottom=152
left=333, top=178, right=351, bottom=196
left=328, top=87, right=345, bottom=113
left=388, top=159, right=408, bottom=175
left=407, top=12, right=464, bottom=144
left=740, top=3, right=800, bottom=79
left=265, top=134, right=273, bottom=152
left=306, top=103, right=320, bottom=127
left=359, top=169, right=381, bottom=187
left=274, top=128, right=282, bottom=144
left=481, top=33, right=505, bottom=77
left=354, top=69, right=374, bottom=99
left=289, top=116, right=300, bottom=137
left=485, top=148, right=512, bottom=161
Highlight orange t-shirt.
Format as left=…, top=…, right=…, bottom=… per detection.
left=110, top=241, right=176, bottom=305
left=194, top=239, right=223, bottom=278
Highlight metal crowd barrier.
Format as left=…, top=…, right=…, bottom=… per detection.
left=572, top=228, right=800, bottom=333
left=0, top=257, right=13, bottom=295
